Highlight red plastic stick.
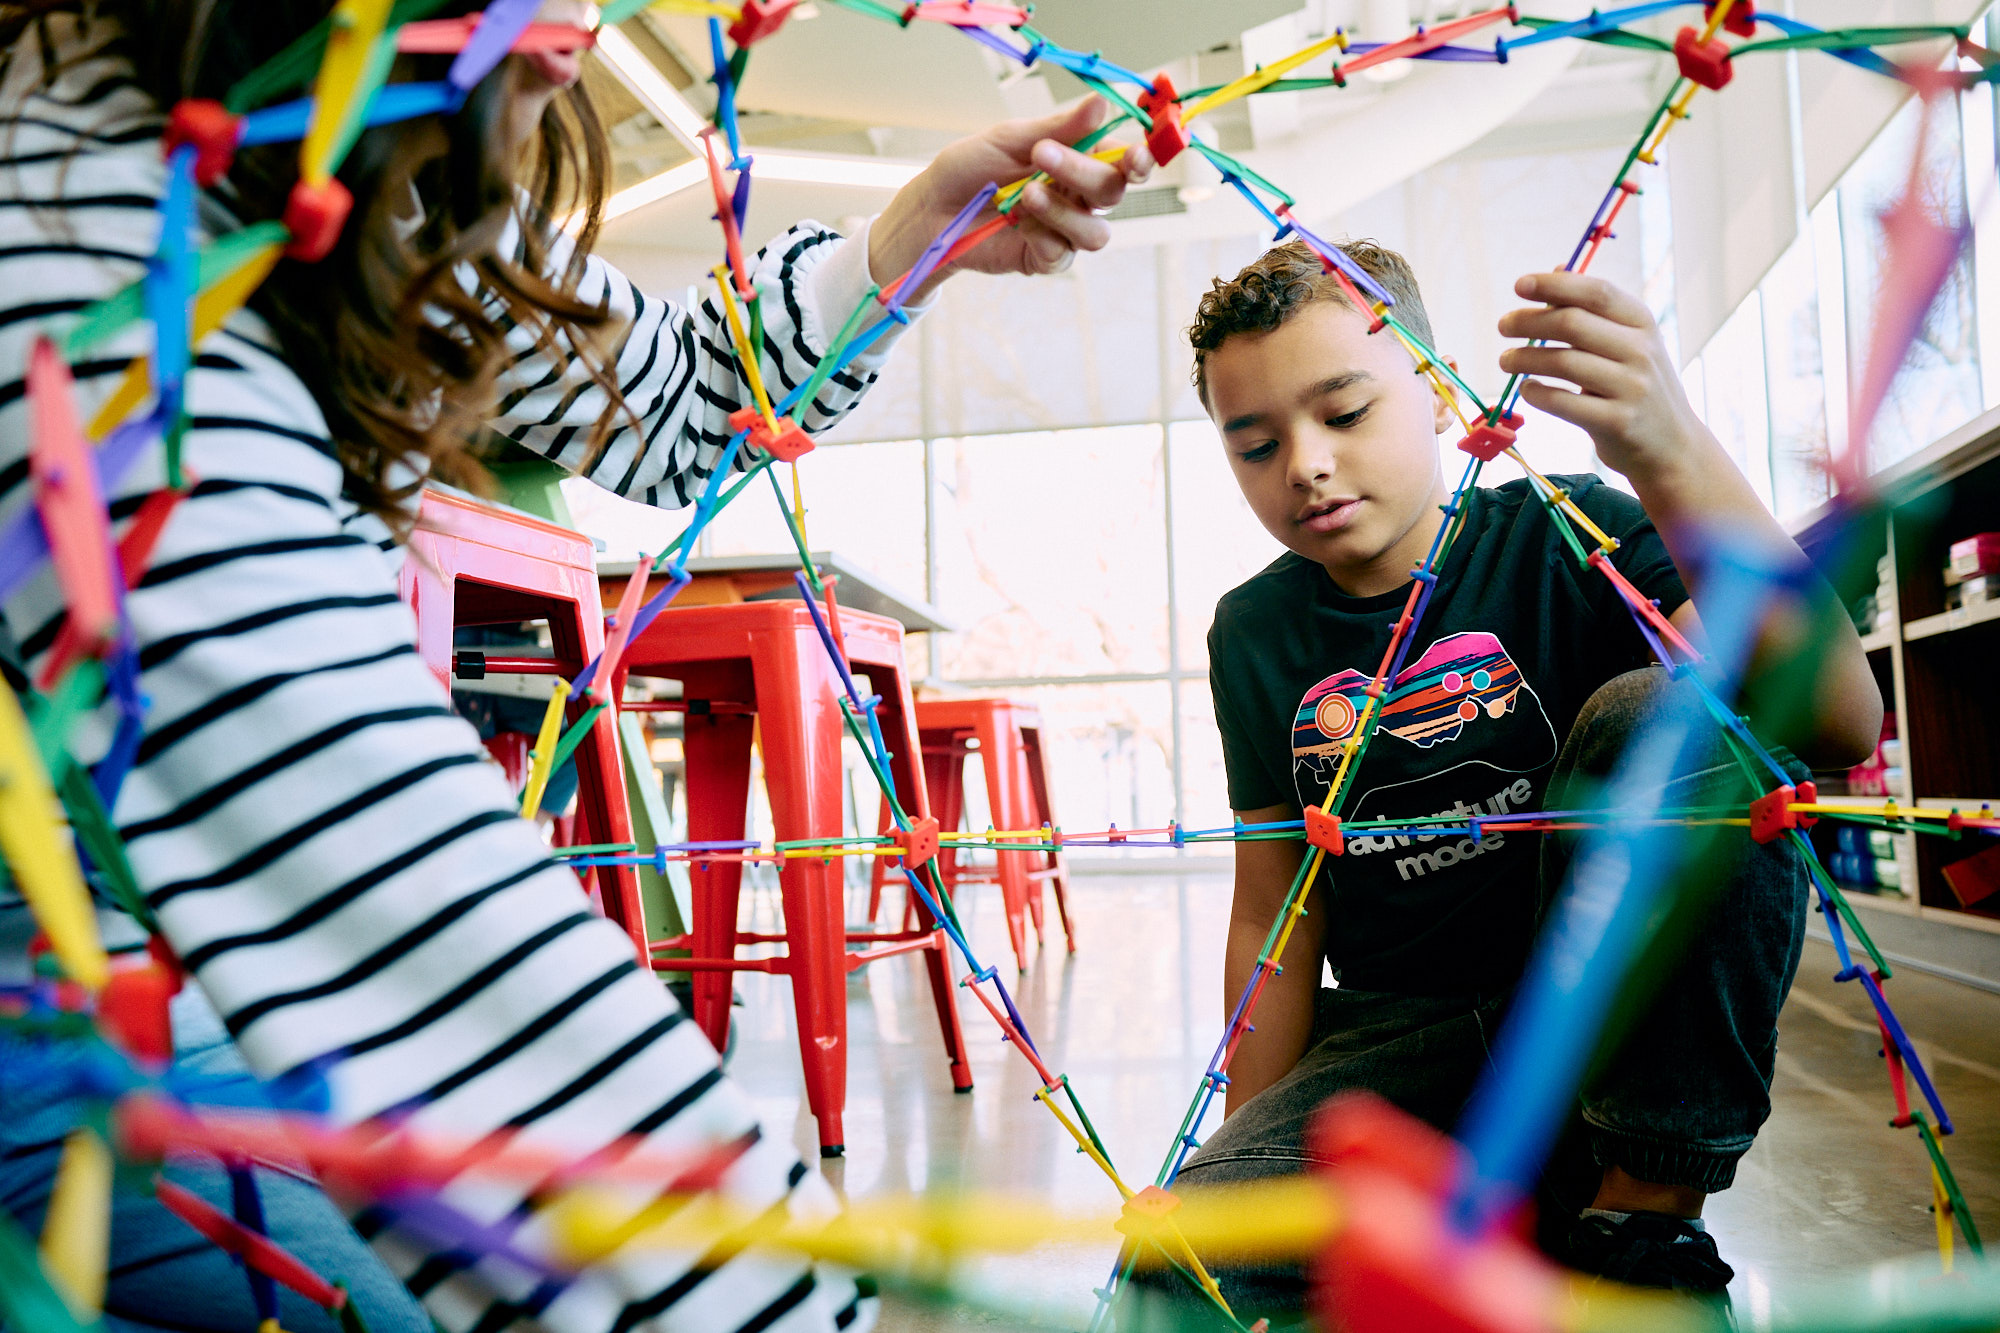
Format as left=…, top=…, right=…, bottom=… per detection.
left=590, top=559, right=651, bottom=706
left=701, top=130, right=755, bottom=301
left=155, top=1177, right=345, bottom=1308
left=1587, top=549, right=1701, bottom=662
left=396, top=18, right=597, bottom=53
left=41, top=483, right=191, bottom=689
left=28, top=337, right=120, bottom=660
left=1334, top=4, right=1517, bottom=83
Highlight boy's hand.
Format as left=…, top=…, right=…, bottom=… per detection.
left=1497, top=271, right=1712, bottom=483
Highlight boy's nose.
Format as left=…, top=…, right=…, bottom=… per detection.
left=1288, top=444, right=1335, bottom=490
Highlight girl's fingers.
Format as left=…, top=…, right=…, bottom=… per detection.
left=1028, top=139, right=1135, bottom=211
left=1019, top=181, right=1111, bottom=253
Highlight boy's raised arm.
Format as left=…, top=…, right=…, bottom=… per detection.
left=1223, top=807, right=1321, bottom=1114
left=1498, top=270, right=1883, bottom=769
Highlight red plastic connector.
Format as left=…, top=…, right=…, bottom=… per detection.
left=727, top=406, right=817, bottom=462
left=1455, top=410, right=1523, bottom=462
left=895, top=816, right=941, bottom=870
left=1137, top=74, right=1190, bottom=167
left=164, top=99, right=241, bottom=187
left=1304, top=806, right=1345, bottom=856
left=1673, top=25, right=1734, bottom=90
left=99, top=948, right=184, bottom=1065
left=282, top=178, right=354, bottom=262
left=1705, top=0, right=1756, bottom=38
left=1748, top=778, right=1817, bottom=844
left=728, top=0, right=799, bottom=47
left=1309, top=1093, right=1559, bottom=1333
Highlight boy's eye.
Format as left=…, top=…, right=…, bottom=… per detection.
left=1238, top=441, right=1278, bottom=463
left=1327, top=405, right=1369, bottom=429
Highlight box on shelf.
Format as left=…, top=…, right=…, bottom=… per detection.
left=1948, top=532, right=2000, bottom=580
left=1942, top=842, right=2000, bottom=908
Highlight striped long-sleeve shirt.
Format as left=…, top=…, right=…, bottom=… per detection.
left=1, top=18, right=905, bottom=1333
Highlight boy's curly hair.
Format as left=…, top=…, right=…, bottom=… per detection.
left=1189, top=238, right=1435, bottom=407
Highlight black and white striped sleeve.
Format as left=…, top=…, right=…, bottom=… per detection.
left=491, top=219, right=910, bottom=511
left=0, top=33, right=874, bottom=1333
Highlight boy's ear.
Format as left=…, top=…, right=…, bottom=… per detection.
left=1430, top=356, right=1461, bottom=437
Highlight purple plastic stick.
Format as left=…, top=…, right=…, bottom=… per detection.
left=447, top=0, right=543, bottom=93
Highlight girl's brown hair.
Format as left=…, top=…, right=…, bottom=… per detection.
left=2, top=0, right=630, bottom=524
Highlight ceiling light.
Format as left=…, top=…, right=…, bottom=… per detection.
left=599, top=159, right=709, bottom=223
left=594, top=22, right=709, bottom=150
left=1177, top=185, right=1214, bottom=205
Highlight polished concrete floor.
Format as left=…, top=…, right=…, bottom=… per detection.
left=718, top=871, right=2000, bottom=1330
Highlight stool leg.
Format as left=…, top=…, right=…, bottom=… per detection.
left=681, top=700, right=756, bottom=1057
left=875, top=673, right=974, bottom=1095
left=756, top=631, right=850, bottom=1156
left=866, top=791, right=893, bottom=927
left=977, top=714, right=1032, bottom=971
left=1023, top=724, right=1076, bottom=953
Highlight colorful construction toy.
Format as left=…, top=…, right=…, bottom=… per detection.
left=3, top=2, right=1998, bottom=1330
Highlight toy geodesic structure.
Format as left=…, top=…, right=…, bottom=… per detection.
left=3, top=2, right=1998, bottom=1330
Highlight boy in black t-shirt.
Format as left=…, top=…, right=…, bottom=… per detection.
left=1171, top=240, right=1880, bottom=1306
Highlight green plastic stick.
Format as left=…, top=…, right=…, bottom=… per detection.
left=548, top=702, right=608, bottom=772
left=647, top=455, right=776, bottom=572
left=1731, top=25, right=1969, bottom=58
left=225, top=0, right=454, bottom=114
left=1188, top=140, right=1296, bottom=208
left=0, top=1206, right=100, bottom=1333
left=59, top=764, right=153, bottom=930
left=64, top=223, right=290, bottom=360
left=1914, top=1116, right=1984, bottom=1254
left=26, top=660, right=104, bottom=782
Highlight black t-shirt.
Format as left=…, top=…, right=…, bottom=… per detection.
left=1209, top=475, right=1689, bottom=996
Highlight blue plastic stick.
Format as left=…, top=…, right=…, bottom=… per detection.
left=1497, top=1, right=1692, bottom=53
left=239, top=81, right=462, bottom=146
left=1447, top=536, right=1784, bottom=1236
left=709, top=18, right=745, bottom=166
left=145, top=148, right=197, bottom=407
left=228, top=1164, right=280, bottom=1323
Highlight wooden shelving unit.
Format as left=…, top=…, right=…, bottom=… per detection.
left=1791, top=405, right=2000, bottom=938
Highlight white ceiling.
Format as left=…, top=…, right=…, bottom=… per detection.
left=593, top=0, right=1671, bottom=263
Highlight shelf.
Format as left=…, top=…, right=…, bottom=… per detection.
left=1904, top=595, right=2000, bottom=640
left=1859, top=627, right=1895, bottom=653
left=1839, top=886, right=1919, bottom=916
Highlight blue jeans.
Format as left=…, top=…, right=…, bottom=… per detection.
left=1145, top=669, right=1811, bottom=1315
left=0, top=988, right=431, bottom=1333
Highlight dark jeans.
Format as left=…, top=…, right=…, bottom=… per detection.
left=0, top=988, right=431, bottom=1333
left=1141, top=668, right=1811, bottom=1318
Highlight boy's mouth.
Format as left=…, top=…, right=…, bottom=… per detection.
left=1297, top=497, right=1362, bottom=534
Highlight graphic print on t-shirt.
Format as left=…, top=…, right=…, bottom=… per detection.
left=1291, top=631, right=1559, bottom=804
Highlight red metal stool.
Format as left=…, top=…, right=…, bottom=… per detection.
left=398, top=490, right=644, bottom=959
left=869, top=698, right=1074, bottom=973
left=613, top=599, right=974, bottom=1156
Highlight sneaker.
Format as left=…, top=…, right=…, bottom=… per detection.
left=1556, top=1211, right=1735, bottom=1295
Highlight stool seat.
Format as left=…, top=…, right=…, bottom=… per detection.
left=871, top=696, right=1074, bottom=971
left=399, top=490, right=643, bottom=957
left=614, top=597, right=973, bottom=1155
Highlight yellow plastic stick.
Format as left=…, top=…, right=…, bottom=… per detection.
left=39, top=1127, right=111, bottom=1318
left=644, top=0, right=743, bottom=17
left=1185, top=29, right=1349, bottom=122
left=1700, top=0, right=1741, bottom=41
left=519, top=676, right=572, bottom=820
left=1933, top=1164, right=1954, bottom=1272
left=0, top=679, right=106, bottom=990
left=300, top=0, right=394, bottom=185
left=713, top=266, right=778, bottom=431
left=87, top=243, right=284, bottom=440
left=1506, top=449, right=1621, bottom=553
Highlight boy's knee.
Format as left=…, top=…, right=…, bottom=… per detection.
left=1561, top=666, right=1672, bottom=780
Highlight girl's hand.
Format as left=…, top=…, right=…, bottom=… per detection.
left=1497, top=271, right=1711, bottom=484
left=870, top=96, right=1154, bottom=302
